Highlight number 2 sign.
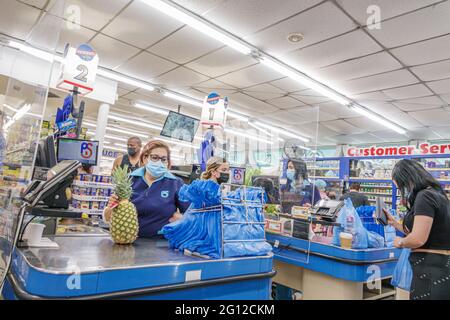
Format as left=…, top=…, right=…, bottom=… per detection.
left=57, top=44, right=99, bottom=95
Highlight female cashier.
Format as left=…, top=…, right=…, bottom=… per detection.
left=104, top=140, right=190, bottom=238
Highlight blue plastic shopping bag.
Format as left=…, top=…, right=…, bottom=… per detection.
left=391, top=248, right=412, bottom=291
left=332, top=198, right=368, bottom=249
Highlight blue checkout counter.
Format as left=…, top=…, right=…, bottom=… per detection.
left=2, top=234, right=274, bottom=300
left=266, top=233, right=401, bottom=300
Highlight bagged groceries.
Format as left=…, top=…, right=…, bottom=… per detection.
left=391, top=248, right=412, bottom=291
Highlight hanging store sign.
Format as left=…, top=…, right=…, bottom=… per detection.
left=200, top=92, right=228, bottom=128
left=347, top=143, right=450, bottom=157
left=57, top=44, right=99, bottom=95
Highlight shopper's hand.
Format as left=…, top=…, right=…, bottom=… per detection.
left=169, top=212, right=183, bottom=223
left=107, top=194, right=119, bottom=209
left=394, top=237, right=403, bottom=248
left=383, top=208, right=396, bottom=226
left=104, top=207, right=113, bottom=223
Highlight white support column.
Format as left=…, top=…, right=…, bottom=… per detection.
left=94, top=103, right=110, bottom=174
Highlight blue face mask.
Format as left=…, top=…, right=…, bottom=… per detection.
left=286, top=170, right=295, bottom=181
left=145, top=160, right=167, bottom=178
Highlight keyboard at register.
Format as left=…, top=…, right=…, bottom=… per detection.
left=310, top=199, right=344, bottom=221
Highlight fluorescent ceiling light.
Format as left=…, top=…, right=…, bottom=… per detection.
left=260, top=57, right=349, bottom=106
left=134, top=102, right=169, bottom=116
left=106, top=126, right=149, bottom=138
left=351, top=106, right=407, bottom=135
left=140, top=0, right=251, bottom=55
left=253, top=121, right=309, bottom=142
left=97, top=69, right=154, bottom=92
left=225, top=128, right=273, bottom=144
left=108, top=114, right=162, bottom=131
left=155, top=137, right=200, bottom=150
left=5, top=104, right=31, bottom=130
left=9, top=41, right=61, bottom=63
left=227, top=110, right=249, bottom=122
left=114, top=143, right=128, bottom=148
left=164, top=92, right=203, bottom=108
left=248, top=122, right=273, bottom=136
left=105, top=146, right=127, bottom=153
left=3, top=104, right=18, bottom=112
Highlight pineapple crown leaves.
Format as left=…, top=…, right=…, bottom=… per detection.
left=112, top=165, right=133, bottom=200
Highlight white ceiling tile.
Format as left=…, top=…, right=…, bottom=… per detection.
left=393, top=102, right=440, bottom=111
left=291, top=90, right=331, bottom=104
left=397, top=95, right=444, bottom=105
left=339, top=70, right=418, bottom=94
left=195, top=79, right=236, bottom=90
left=60, top=0, right=130, bottom=31
left=409, top=127, right=448, bottom=140
left=284, top=30, right=382, bottom=69
left=351, top=91, right=392, bottom=101
left=147, top=26, right=223, bottom=64
left=115, top=52, right=177, bottom=82
left=316, top=52, right=402, bottom=82
left=427, top=79, right=450, bottom=94
left=246, top=2, right=357, bottom=56
left=117, top=87, right=132, bottom=97
left=0, top=1, right=40, bottom=40
left=411, top=60, right=450, bottom=82
left=203, top=0, right=323, bottom=37
left=367, top=1, right=450, bottom=48
left=172, top=0, right=225, bottom=15
left=216, top=63, right=282, bottom=88
left=57, top=24, right=97, bottom=53
left=289, top=106, right=337, bottom=122
left=317, top=102, right=360, bottom=118
left=409, top=108, right=450, bottom=126
left=366, top=130, right=407, bottom=142
left=382, top=84, right=433, bottom=100
left=244, top=84, right=286, bottom=101
left=102, top=1, right=184, bottom=49
left=391, top=34, right=450, bottom=66
left=89, top=34, right=140, bottom=69
left=270, top=77, right=309, bottom=93
left=349, top=116, right=388, bottom=132
left=358, top=100, right=424, bottom=129
left=429, top=125, right=450, bottom=138
left=117, top=82, right=139, bottom=92
left=336, top=0, right=442, bottom=25
left=441, top=94, right=450, bottom=104
left=22, top=0, right=47, bottom=9
left=266, top=96, right=305, bottom=109
left=321, top=119, right=366, bottom=135
left=186, top=47, right=256, bottom=78
left=260, top=110, right=314, bottom=126
left=345, top=132, right=387, bottom=144
left=152, top=67, right=209, bottom=87
left=228, top=93, right=279, bottom=114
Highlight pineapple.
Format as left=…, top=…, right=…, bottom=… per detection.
left=110, top=165, right=139, bottom=244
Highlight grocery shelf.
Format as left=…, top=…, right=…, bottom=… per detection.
left=425, top=168, right=450, bottom=171
left=72, top=180, right=114, bottom=189
left=72, top=194, right=110, bottom=202
left=308, top=167, right=339, bottom=170
left=361, top=192, right=393, bottom=196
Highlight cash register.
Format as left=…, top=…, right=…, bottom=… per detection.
left=310, top=199, right=344, bottom=221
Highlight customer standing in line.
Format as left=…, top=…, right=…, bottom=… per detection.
left=384, top=159, right=450, bottom=300
left=340, top=182, right=370, bottom=208
left=112, top=136, right=142, bottom=174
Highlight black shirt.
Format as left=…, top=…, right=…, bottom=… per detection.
left=404, top=188, right=450, bottom=250
left=340, top=191, right=370, bottom=208
left=120, top=154, right=140, bottom=173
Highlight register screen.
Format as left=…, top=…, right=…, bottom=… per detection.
left=57, top=138, right=99, bottom=165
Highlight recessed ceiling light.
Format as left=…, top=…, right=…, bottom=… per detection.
left=287, top=33, right=304, bottom=43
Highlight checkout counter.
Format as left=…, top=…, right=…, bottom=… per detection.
left=266, top=199, right=402, bottom=300
left=1, top=160, right=274, bottom=300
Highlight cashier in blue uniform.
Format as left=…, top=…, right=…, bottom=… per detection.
left=104, top=140, right=190, bottom=238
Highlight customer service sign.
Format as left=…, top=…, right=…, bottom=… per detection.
left=346, top=143, right=450, bottom=157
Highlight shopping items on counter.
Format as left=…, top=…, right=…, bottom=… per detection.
left=367, top=231, right=385, bottom=248
left=332, top=198, right=369, bottom=249
left=391, top=248, right=412, bottom=291
left=161, top=182, right=272, bottom=259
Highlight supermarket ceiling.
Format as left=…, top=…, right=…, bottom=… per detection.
left=2, top=0, right=450, bottom=146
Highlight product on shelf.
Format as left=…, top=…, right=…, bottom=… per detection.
left=70, top=174, right=113, bottom=216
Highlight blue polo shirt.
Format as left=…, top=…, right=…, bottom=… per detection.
left=130, top=168, right=190, bottom=238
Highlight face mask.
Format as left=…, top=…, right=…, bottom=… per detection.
left=286, top=170, right=295, bottom=181
left=145, top=160, right=167, bottom=178
left=217, top=172, right=230, bottom=184
left=128, top=147, right=137, bottom=156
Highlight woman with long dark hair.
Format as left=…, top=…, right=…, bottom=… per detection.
left=384, top=159, right=450, bottom=300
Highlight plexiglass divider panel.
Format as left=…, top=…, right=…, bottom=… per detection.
left=0, top=0, right=65, bottom=289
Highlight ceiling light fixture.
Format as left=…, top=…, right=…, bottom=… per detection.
left=350, top=105, right=407, bottom=135
left=287, top=32, right=304, bottom=43
left=260, top=57, right=350, bottom=106
left=252, top=120, right=309, bottom=142
left=248, top=122, right=273, bottom=136
left=140, top=0, right=252, bottom=55
left=9, top=41, right=61, bottom=63
left=108, top=114, right=162, bottom=131
left=163, top=92, right=203, bottom=108
left=4, top=104, right=31, bottom=130
left=134, top=102, right=170, bottom=115
left=105, top=146, right=127, bottom=153
left=227, top=110, right=249, bottom=122
left=224, top=128, right=274, bottom=144
left=155, top=137, right=200, bottom=150
left=97, top=69, right=155, bottom=92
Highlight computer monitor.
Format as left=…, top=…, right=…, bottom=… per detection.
left=252, top=175, right=281, bottom=204
left=230, top=167, right=246, bottom=185
left=170, top=164, right=202, bottom=183
left=56, top=138, right=99, bottom=166
left=160, top=111, right=200, bottom=143
left=35, top=135, right=57, bottom=168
